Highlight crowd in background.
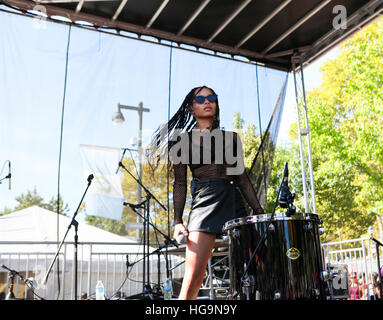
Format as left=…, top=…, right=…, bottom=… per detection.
left=348, top=271, right=381, bottom=300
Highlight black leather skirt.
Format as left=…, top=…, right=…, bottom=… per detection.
left=186, top=178, right=247, bottom=235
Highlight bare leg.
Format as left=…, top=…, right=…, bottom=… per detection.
left=178, top=231, right=216, bottom=300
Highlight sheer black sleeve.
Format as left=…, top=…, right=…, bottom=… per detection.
left=232, top=132, right=264, bottom=215
left=235, top=170, right=264, bottom=214
left=173, top=163, right=187, bottom=225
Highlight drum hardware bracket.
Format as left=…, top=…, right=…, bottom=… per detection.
left=321, top=270, right=329, bottom=281
left=285, top=204, right=296, bottom=217
left=279, top=163, right=296, bottom=217
left=316, top=218, right=325, bottom=235
left=322, top=263, right=342, bottom=300
left=241, top=274, right=256, bottom=287
left=232, top=229, right=241, bottom=239
left=274, top=290, right=281, bottom=300
left=268, top=223, right=275, bottom=232
left=320, top=270, right=337, bottom=282
left=304, top=222, right=312, bottom=232
left=241, top=274, right=256, bottom=300
left=312, top=288, right=321, bottom=297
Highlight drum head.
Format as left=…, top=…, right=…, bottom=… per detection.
left=223, top=212, right=320, bottom=232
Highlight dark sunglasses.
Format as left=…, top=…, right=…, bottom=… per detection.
left=193, top=94, right=218, bottom=104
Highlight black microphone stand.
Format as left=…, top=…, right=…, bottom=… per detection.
left=42, top=174, right=94, bottom=300
left=123, top=200, right=178, bottom=299
left=2, top=265, right=17, bottom=300
left=236, top=162, right=293, bottom=299
left=117, top=158, right=175, bottom=299
left=1, top=264, right=43, bottom=300
left=117, top=161, right=168, bottom=222
left=123, top=243, right=176, bottom=300
left=370, top=237, right=383, bottom=297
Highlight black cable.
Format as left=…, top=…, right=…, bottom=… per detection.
left=25, top=281, right=45, bottom=300
left=121, top=240, right=173, bottom=289
left=127, top=148, right=140, bottom=181
left=166, top=42, right=173, bottom=249
left=126, top=274, right=160, bottom=287
left=0, top=160, right=9, bottom=176
left=0, top=160, right=11, bottom=186
left=125, top=151, right=171, bottom=287
left=126, top=152, right=169, bottom=260
left=120, top=143, right=159, bottom=293
left=55, top=23, right=72, bottom=301
left=86, top=239, right=143, bottom=300
left=105, top=261, right=134, bottom=300
left=255, top=64, right=268, bottom=199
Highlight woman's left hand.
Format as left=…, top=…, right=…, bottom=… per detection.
left=173, top=223, right=189, bottom=240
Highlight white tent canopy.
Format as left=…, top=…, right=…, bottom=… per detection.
left=0, top=205, right=136, bottom=243
left=0, top=205, right=147, bottom=255
left=0, top=206, right=184, bottom=299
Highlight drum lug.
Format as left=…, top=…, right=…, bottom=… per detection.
left=232, top=229, right=241, bottom=239
left=241, top=274, right=256, bottom=287
left=268, top=223, right=275, bottom=232
left=321, top=271, right=328, bottom=281
left=273, top=290, right=281, bottom=300
left=312, top=288, right=320, bottom=297
left=318, top=226, right=325, bottom=235
left=241, top=274, right=256, bottom=299
left=304, top=222, right=312, bottom=232
left=321, top=270, right=335, bottom=281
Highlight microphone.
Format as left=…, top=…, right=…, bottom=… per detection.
left=8, top=161, right=11, bottom=190
left=279, top=162, right=296, bottom=210
left=176, top=232, right=188, bottom=245
left=279, top=163, right=289, bottom=208
left=87, top=174, right=94, bottom=184
left=278, top=162, right=296, bottom=215
left=1, top=264, right=14, bottom=273
left=159, top=237, right=179, bottom=249
left=283, top=162, right=288, bottom=184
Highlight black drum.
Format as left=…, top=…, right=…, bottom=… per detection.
left=223, top=212, right=326, bottom=300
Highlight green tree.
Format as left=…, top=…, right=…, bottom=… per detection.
left=13, top=187, right=45, bottom=210
left=232, top=18, right=383, bottom=243
left=288, top=19, right=383, bottom=241
left=0, top=188, right=70, bottom=216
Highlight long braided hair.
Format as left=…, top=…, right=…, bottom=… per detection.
left=146, top=85, right=220, bottom=173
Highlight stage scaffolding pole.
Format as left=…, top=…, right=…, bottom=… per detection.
left=291, top=53, right=317, bottom=216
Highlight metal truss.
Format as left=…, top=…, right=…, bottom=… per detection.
left=291, top=54, right=317, bottom=215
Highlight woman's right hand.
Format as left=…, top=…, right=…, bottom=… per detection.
left=173, top=223, right=189, bottom=240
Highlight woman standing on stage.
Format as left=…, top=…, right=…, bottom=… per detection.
left=149, top=85, right=264, bottom=300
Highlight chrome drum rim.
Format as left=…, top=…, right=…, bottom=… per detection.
left=223, top=212, right=321, bottom=231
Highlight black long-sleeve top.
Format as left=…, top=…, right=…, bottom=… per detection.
left=172, top=129, right=264, bottom=225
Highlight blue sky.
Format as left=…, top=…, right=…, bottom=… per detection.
left=0, top=8, right=340, bottom=224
